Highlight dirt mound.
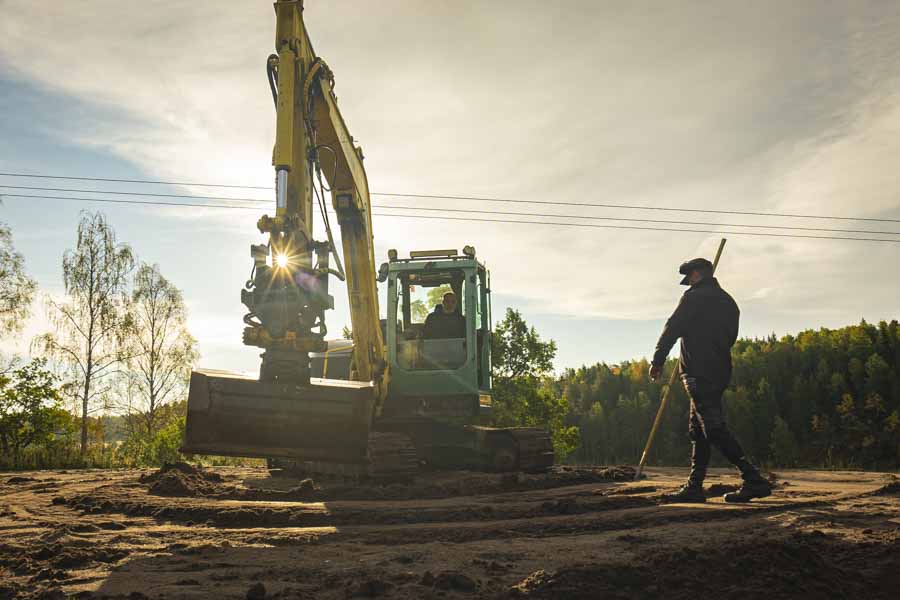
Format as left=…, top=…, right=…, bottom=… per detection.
left=234, top=478, right=319, bottom=501
left=140, top=462, right=224, bottom=483
left=140, top=462, right=226, bottom=497
left=5, top=476, right=37, bottom=485
left=246, top=582, right=267, bottom=600
left=139, top=463, right=323, bottom=501
left=874, top=479, right=900, bottom=495
left=17, top=541, right=128, bottom=572
left=507, top=532, right=900, bottom=599
left=432, top=570, right=478, bottom=592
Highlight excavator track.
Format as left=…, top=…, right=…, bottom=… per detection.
left=507, top=427, right=555, bottom=472
left=479, top=426, right=554, bottom=472
left=268, top=431, right=418, bottom=481
left=367, top=431, right=420, bottom=480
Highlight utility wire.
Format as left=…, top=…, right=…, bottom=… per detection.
left=377, top=192, right=900, bottom=224
left=0, top=184, right=271, bottom=204
left=0, top=193, right=262, bottom=211
left=3, top=188, right=898, bottom=236
left=370, top=212, right=900, bottom=244
left=2, top=171, right=898, bottom=224
left=0, top=171, right=271, bottom=190
left=3, top=192, right=899, bottom=244
left=372, top=204, right=900, bottom=236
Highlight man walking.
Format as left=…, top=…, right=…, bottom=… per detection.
left=650, top=257, right=771, bottom=503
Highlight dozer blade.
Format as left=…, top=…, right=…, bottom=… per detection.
left=181, top=369, right=375, bottom=465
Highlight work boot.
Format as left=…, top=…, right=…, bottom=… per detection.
left=723, top=470, right=772, bottom=503
left=662, top=483, right=707, bottom=503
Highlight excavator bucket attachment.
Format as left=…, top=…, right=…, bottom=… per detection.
left=181, top=369, right=375, bottom=465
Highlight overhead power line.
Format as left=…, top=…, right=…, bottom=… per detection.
left=373, top=204, right=900, bottom=237
left=375, top=192, right=900, bottom=224
left=1, top=193, right=262, bottom=211
left=0, top=184, right=271, bottom=204
left=371, top=212, right=900, bottom=243
left=3, top=188, right=898, bottom=236
left=3, top=192, right=899, bottom=244
left=0, top=171, right=272, bottom=190
left=2, top=171, right=898, bottom=224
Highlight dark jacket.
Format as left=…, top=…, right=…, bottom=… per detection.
left=652, top=277, right=739, bottom=388
left=423, top=305, right=465, bottom=339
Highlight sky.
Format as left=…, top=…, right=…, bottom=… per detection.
left=1, top=0, right=899, bottom=374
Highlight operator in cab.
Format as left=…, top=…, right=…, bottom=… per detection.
left=423, top=291, right=465, bottom=339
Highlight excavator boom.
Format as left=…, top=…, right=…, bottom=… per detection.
left=182, top=0, right=388, bottom=466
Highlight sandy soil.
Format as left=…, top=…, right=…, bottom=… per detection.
left=1, top=464, right=898, bottom=599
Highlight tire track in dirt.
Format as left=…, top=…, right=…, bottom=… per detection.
left=56, top=472, right=880, bottom=549
left=62, top=487, right=660, bottom=530
left=2, top=467, right=897, bottom=599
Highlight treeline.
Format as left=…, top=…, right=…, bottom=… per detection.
left=4, top=212, right=898, bottom=472
left=0, top=212, right=200, bottom=470
left=555, top=320, right=900, bottom=470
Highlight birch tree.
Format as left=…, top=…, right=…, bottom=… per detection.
left=34, top=212, right=134, bottom=456
left=0, top=222, right=37, bottom=337
left=126, top=263, right=197, bottom=438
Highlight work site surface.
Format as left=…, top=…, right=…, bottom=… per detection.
left=1, top=465, right=898, bottom=599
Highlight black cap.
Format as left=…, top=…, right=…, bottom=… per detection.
left=678, top=257, right=713, bottom=285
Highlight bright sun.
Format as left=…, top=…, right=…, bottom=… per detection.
left=275, top=253, right=289, bottom=268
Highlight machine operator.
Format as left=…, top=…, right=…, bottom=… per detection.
left=423, top=291, right=465, bottom=339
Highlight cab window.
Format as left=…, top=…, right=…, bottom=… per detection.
left=396, top=269, right=467, bottom=370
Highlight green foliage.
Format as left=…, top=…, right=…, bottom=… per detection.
left=410, top=299, right=428, bottom=321
left=405, top=285, right=450, bottom=322
left=559, top=319, right=900, bottom=469
left=119, top=402, right=187, bottom=467
left=491, top=308, right=578, bottom=458
left=492, top=308, right=556, bottom=379
left=770, top=416, right=800, bottom=467
left=426, top=285, right=452, bottom=310
left=0, top=358, right=72, bottom=468
left=0, top=222, right=37, bottom=336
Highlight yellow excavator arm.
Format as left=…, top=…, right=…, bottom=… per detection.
left=269, top=0, right=386, bottom=398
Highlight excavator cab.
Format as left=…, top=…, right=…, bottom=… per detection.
left=382, top=247, right=493, bottom=420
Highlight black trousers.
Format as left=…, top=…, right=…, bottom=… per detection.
left=682, top=375, right=753, bottom=483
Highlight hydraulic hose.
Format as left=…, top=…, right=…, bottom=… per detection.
left=266, top=54, right=279, bottom=108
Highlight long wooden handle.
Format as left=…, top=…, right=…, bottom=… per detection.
left=634, top=238, right=727, bottom=480
left=711, top=237, right=727, bottom=274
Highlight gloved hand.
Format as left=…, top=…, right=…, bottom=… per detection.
left=649, top=363, right=663, bottom=381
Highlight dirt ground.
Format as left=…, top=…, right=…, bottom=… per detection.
left=1, top=464, right=898, bottom=599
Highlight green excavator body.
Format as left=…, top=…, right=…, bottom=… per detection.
left=182, top=250, right=554, bottom=475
